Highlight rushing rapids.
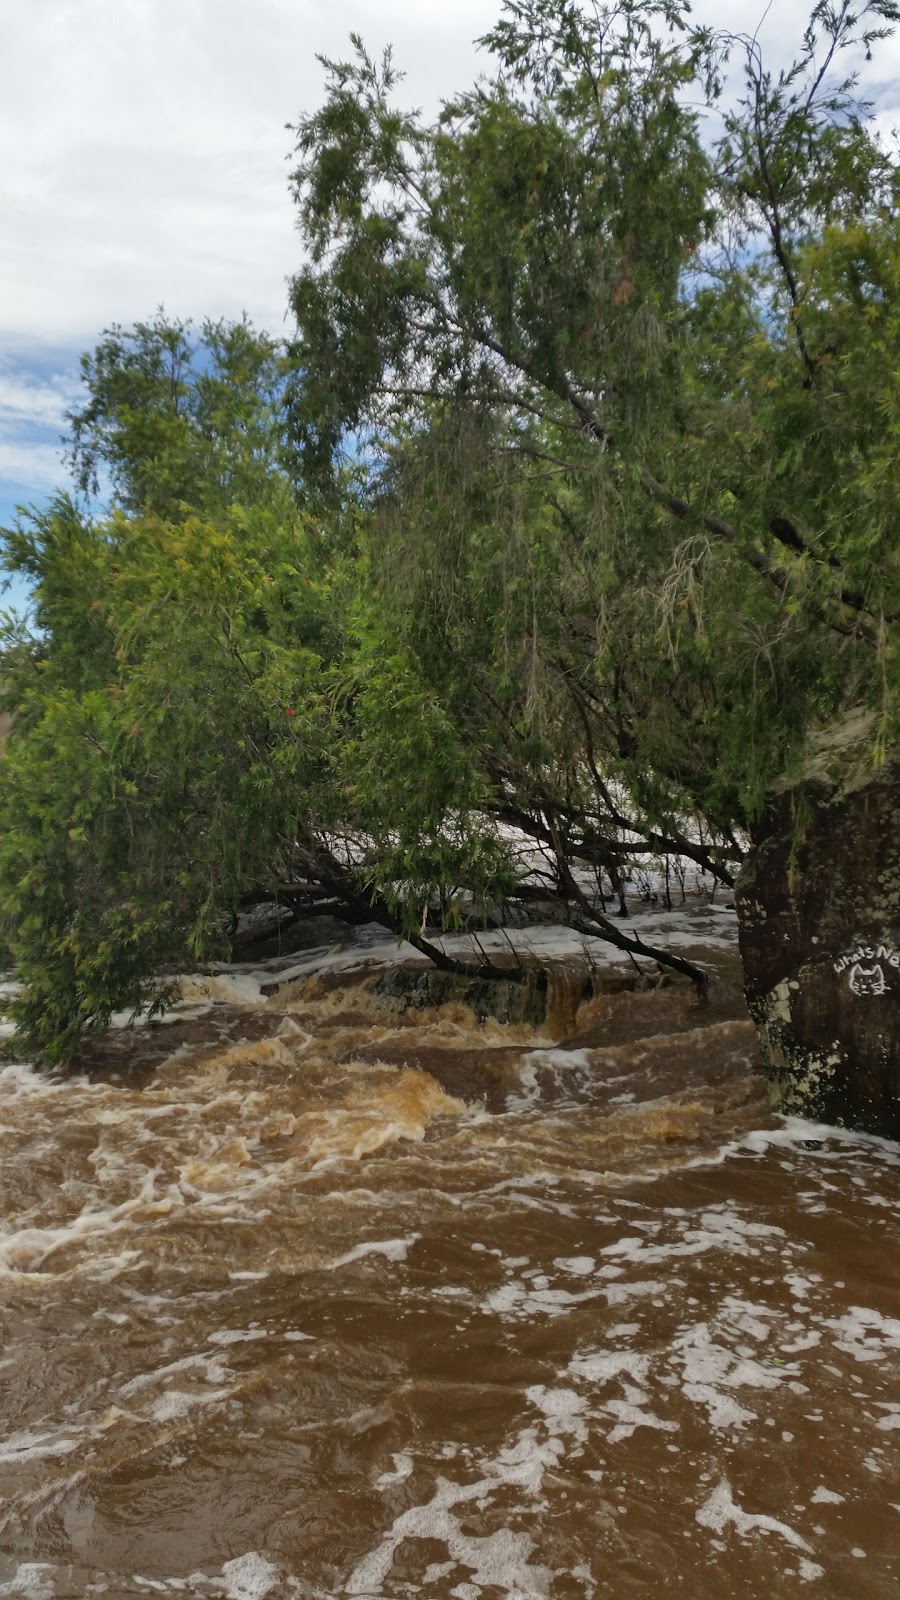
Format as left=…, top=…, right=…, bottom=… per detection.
left=0, top=908, right=897, bottom=1599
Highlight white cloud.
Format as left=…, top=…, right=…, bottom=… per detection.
left=1, top=0, right=898, bottom=523
left=0, top=368, right=82, bottom=431
left=1, top=1, right=897, bottom=349
left=0, top=363, right=79, bottom=515
left=0, top=0, right=502, bottom=346
left=0, top=441, right=68, bottom=492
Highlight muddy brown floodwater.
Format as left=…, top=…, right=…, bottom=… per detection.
left=0, top=926, right=897, bottom=1600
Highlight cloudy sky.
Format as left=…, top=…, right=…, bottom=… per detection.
left=1, top=0, right=898, bottom=581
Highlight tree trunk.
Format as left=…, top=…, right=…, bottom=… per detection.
left=735, top=711, right=900, bottom=1139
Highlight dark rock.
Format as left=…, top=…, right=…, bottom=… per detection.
left=736, top=709, right=900, bottom=1138
left=370, top=959, right=679, bottom=1035
left=371, top=967, right=548, bottom=1027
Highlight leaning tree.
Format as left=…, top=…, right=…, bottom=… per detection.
left=287, top=0, right=900, bottom=1134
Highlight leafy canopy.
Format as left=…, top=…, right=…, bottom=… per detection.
left=288, top=0, right=900, bottom=827
left=0, top=320, right=524, bottom=1059
left=3, top=2, right=900, bottom=1060
left=65, top=311, right=289, bottom=520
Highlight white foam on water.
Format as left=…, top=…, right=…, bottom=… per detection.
left=525, top=1385, right=588, bottom=1441
left=553, top=1256, right=595, bottom=1276
left=696, top=1477, right=813, bottom=1553
left=220, top=1551, right=280, bottom=1600
left=145, top=1392, right=205, bottom=1423
left=260, top=936, right=425, bottom=992
left=344, top=1474, right=551, bottom=1597
left=518, top=1050, right=595, bottom=1095
left=728, top=1118, right=900, bottom=1165
left=681, top=1114, right=900, bottom=1191
left=603, top=1399, right=678, bottom=1444
left=108, top=971, right=269, bottom=1031
left=483, top=1280, right=600, bottom=1320
left=197, top=899, right=733, bottom=1006
left=718, top=1295, right=782, bottom=1344
left=119, top=1352, right=231, bottom=1397
left=0, top=1429, right=80, bottom=1463
left=442, top=924, right=636, bottom=969
left=189, top=973, right=267, bottom=1007
left=0, top=1566, right=55, bottom=1599
left=348, top=1380, right=609, bottom=1595
left=568, top=1348, right=650, bottom=1387
left=208, top=1328, right=270, bottom=1346
left=595, top=1207, right=785, bottom=1270
left=673, top=1323, right=787, bottom=1431
left=565, top=1349, right=678, bottom=1444
left=331, top=1234, right=420, bottom=1268
left=785, top=1273, right=816, bottom=1299
left=823, top=1306, right=900, bottom=1364
left=433, top=907, right=738, bottom=970
left=503, top=1059, right=541, bottom=1111
left=101, top=1348, right=237, bottom=1427
left=796, top=1559, right=826, bottom=1582
left=0, top=1061, right=82, bottom=1101
left=0, top=1150, right=207, bottom=1280
left=375, top=1452, right=415, bottom=1488
left=603, top=1277, right=668, bottom=1308
left=780, top=1330, right=821, bottom=1354
left=810, top=1486, right=844, bottom=1504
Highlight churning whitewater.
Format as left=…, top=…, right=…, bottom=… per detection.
left=0, top=907, right=897, bottom=1598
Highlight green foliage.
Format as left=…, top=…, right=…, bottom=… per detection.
left=66, top=312, right=288, bottom=519
left=0, top=498, right=333, bottom=1060
left=0, top=318, right=523, bottom=1059
left=3, top=3, right=900, bottom=1060
left=1, top=317, right=333, bottom=1056
left=287, top=0, right=900, bottom=829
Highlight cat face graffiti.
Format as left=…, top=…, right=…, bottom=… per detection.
left=848, top=962, right=889, bottom=997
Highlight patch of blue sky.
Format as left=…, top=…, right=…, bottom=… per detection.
left=0, top=343, right=87, bottom=612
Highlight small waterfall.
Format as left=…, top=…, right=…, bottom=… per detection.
left=545, top=961, right=591, bottom=1038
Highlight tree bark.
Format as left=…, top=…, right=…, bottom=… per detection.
left=735, top=710, right=900, bottom=1139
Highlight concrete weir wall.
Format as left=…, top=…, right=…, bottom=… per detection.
left=736, top=711, right=900, bottom=1139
